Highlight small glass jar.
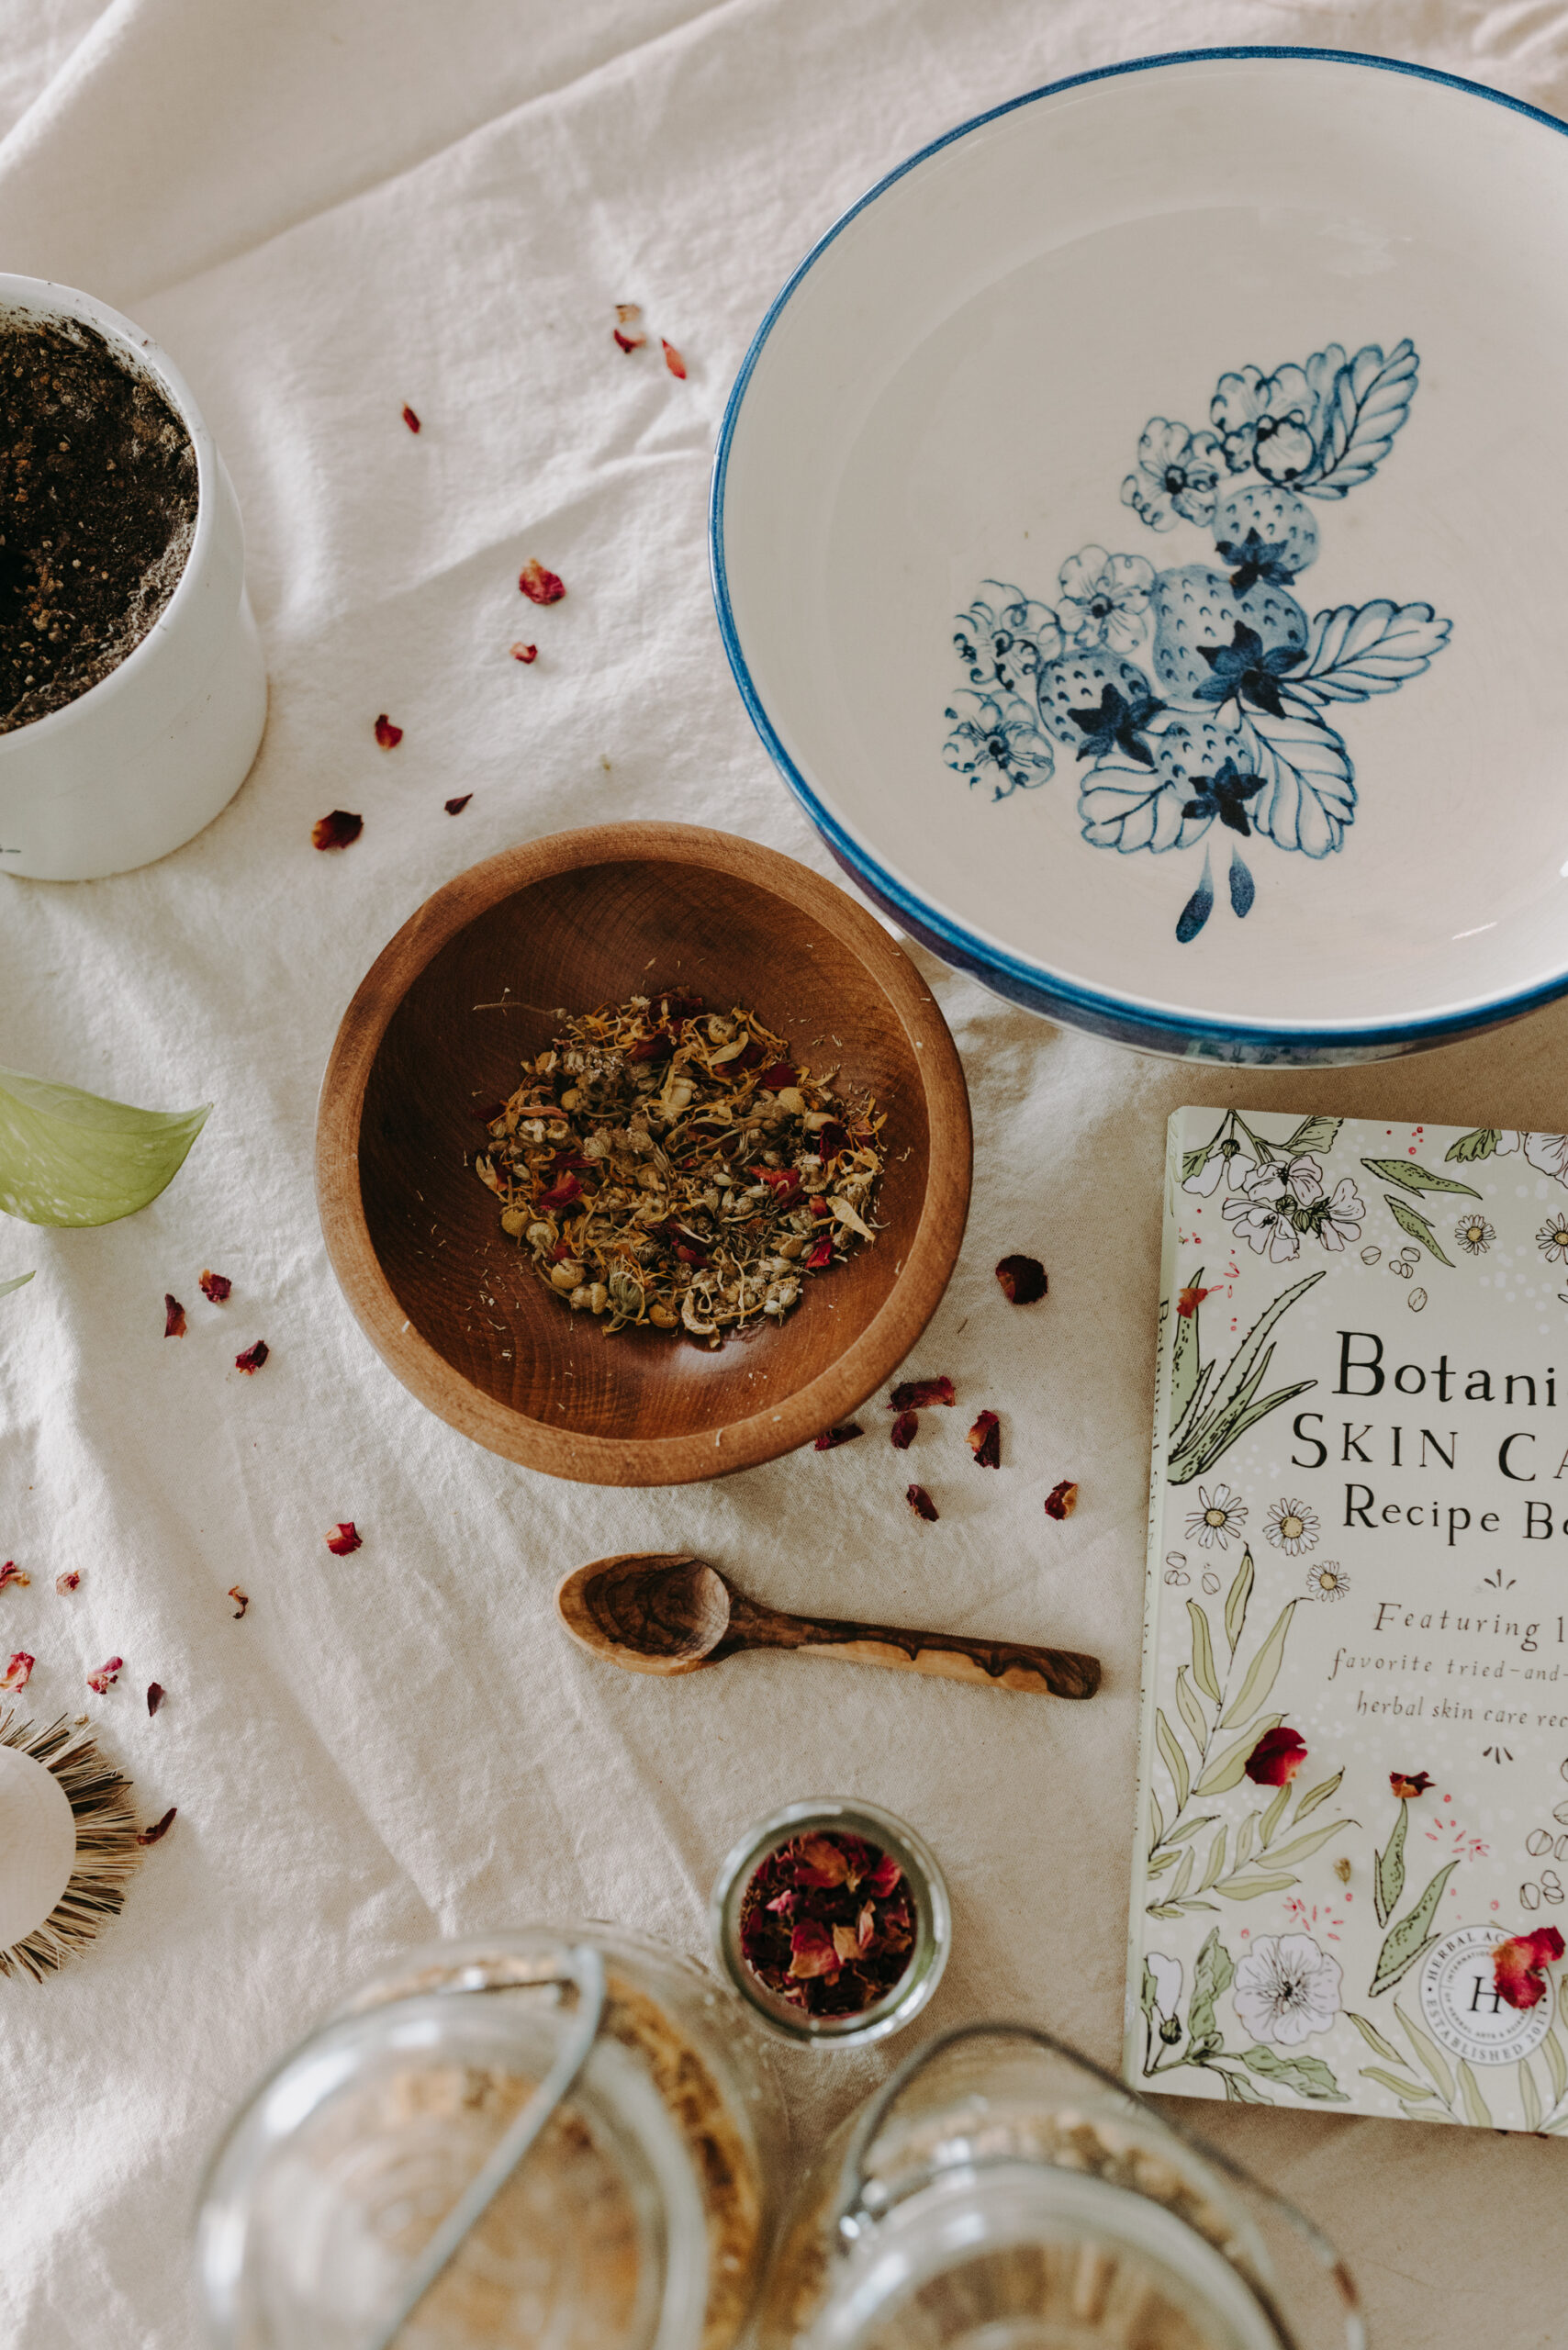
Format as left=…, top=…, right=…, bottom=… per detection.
left=710, top=1798, right=950, bottom=2048
left=195, top=1924, right=779, bottom=2350
left=756, top=2023, right=1362, bottom=2350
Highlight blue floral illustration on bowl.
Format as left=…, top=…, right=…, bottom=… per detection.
left=943, top=339, right=1452, bottom=942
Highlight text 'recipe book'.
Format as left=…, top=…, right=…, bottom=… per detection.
left=1126, top=1107, right=1568, bottom=2131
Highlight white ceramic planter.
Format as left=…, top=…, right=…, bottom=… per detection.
left=0, top=276, right=266, bottom=880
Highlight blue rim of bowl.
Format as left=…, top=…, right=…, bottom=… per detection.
left=711, top=45, right=1568, bottom=1057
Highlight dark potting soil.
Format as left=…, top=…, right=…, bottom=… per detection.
left=0, top=311, right=198, bottom=734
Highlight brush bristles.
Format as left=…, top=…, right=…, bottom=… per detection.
left=0, top=1709, right=143, bottom=1982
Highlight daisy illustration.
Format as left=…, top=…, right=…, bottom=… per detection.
left=1183, top=1483, right=1247, bottom=1550
left=1264, top=1497, right=1319, bottom=1556
left=1455, top=1214, right=1495, bottom=1257
left=1305, top=1561, right=1350, bottom=1601
left=1539, top=1215, right=1568, bottom=1267
left=1232, top=1933, right=1343, bottom=2047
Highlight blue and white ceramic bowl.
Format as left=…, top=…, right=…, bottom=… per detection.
left=712, top=48, right=1568, bottom=1065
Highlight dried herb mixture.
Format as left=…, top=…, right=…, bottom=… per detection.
left=737, top=1830, right=913, bottom=2017
left=476, top=991, right=885, bottom=1347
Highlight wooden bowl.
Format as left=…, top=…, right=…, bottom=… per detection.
left=316, top=823, right=972, bottom=1484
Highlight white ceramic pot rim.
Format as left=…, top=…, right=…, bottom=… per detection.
left=0, top=273, right=227, bottom=751
left=710, top=45, right=1568, bottom=1055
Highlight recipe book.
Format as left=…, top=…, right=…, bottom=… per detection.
left=1126, top=1107, right=1568, bottom=2131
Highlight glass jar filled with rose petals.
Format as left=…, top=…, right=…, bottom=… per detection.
left=710, top=1799, right=950, bottom=2047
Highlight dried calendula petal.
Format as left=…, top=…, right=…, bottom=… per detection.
left=163, top=1292, right=186, bottom=1337
left=814, top=1424, right=863, bottom=1451
left=890, top=1410, right=917, bottom=1450
left=519, top=558, right=566, bottom=604
left=136, top=1807, right=176, bottom=1847
left=326, top=1522, right=362, bottom=1556
left=312, top=810, right=362, bottom=851
left=198, top=1270, right=231, bottom=1304
left=906, top=1484, right=939, bottom=1522
left=1044, top=1479, right=1079, bottom=1519
left=995, top=1253, right=1047, bottom=1304
left=890, top=1377, right=954, bottom=1411
left=968, top=1408, right=1001, bottom=1468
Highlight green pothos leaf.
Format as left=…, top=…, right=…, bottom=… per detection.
left=1239, top=2044, right=1349, bottom=2102
left=0, top=1270, right=34, bottom=1298
left=1383, top=1192, right=1455, bottom=1269
left=0, top=1066, right=209, bottom=1227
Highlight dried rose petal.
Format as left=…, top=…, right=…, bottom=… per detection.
left=235, top=1340, right=269, bottom=1374
left=0, top=1560, right=29, bottom=1593
left=326, top=1522, right=362, bottom=1556
left=814, top=1423, right=862, bottom=1450
left=906, top=1483, right=938, bottom=1522
left=804, top=1237, right=833, bottom=1270
left=890, top=1377, right=955, bottom=1410
left=788, top=1918, right=840, bottom=1979
left=163, top=1293, right=186, bottom=1337
left=831, top=1924, right=860, bottom=1963
left=1390, top=1771, right=1434, bottom=1799
left=444, top=794, right=472, bottom=816
left=510, top=641, right=539, bottom=664
left=857, top=1901, right=876, bottom=1952
left=628, top=1031, right=675, bottom=1065
left=2, top=1652, right=34, bottom=1690
left=995, top=1254, right=1047, bottom=1304
left=147, top=1682, right=164, bottom=1717
left=968, top=1408, right=1001, bottom=1468
left=759, top=1060, right=795, bottom=1090
left=401, top=404, right=421, bottom=433
left=661, top=338, right=687, bottom=379
left=613, top=328, right=646, bottom=352
left=519, top=559, right=566, bottom=605
left=198, top=1270, right=231, bottom=1304
left=616, top=302, right=642, bottom=325
left=1177, top=1282, right=1214, bottom=1318
left=537, top=1172, right=582, bottom=1212
left=228, top=1585, right=249, bottom=1618
left=374, top=713, right=403, bottom=750
left=1044, top=1480, right=1079, bottom=1520
left=87, top=1655, right=123, bottom=1694
left=312, top=810, right=363, bottom=851
left=136, top=1807, right=176, bottom=1847
left=890, top=1410, right=917, bottom=1450
left=56, top=1571, right=79, bottom=1595
left=866, top=1852, right=902, bottom=1897
left=1245, top=1725, right=1307, bottom=1786
left=1495, top=1925, right=1565, bottom=2010
left=798, top=1834, right=852, bottom=1886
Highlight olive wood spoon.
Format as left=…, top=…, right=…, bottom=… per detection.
left=555, top=1553, right=1100, bottom=1699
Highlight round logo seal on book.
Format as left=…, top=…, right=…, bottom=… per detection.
left=1419, top=1924, right=1552, bottom=2066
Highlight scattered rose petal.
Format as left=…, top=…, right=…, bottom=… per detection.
left=374, top=713, right=403, bottom=750
left=1245, top=1725, right=1308, bottom=1786
left=759, top=1061, right=795, bottom=1090
left=326, top=1522, right=362, bottom=1556
left=312, top=810, right=363, bottom=852
left=163, top=1292, right=186, bottom=1337
left=968, top=1408, right=1002, bottom=1468
left=804, top=1237, right=834, bottom=1270
left=519, top=559, right=566, bottom=605
left=235, top=1341, right=269, bottom=1374
left=0, top=1561, right=29, bottom=1592
left=136, top=1807, right=177, bottom=1847
left=56, top=1571, right=79, bottom=1595
left=797, top=1833, right=851, bottom=1886
left=890, top=1377, right=955, bottom=1410
left=444, top=795, right=472, bottom=815
left=867, top=1852, right=902, bottom=1897
left=474, top=1101, right=508, bottom=1125
left=788, top=1917, right=840, bottom=1979
left=1177, top=1282, right=1214, bottom=1317
left=831, top=1924, right=861, bottom=1963
left=510, top=641, right=538, bottom=664
left=613, top=328, right=646, bottom=352
left=147, top=1682, right=163, bottom=1717
left=198, top=1270, right=231, bottom=1304
left=2, top=1652, right=33, bottom=1690
left=890, top=1410, right=917, bottom=1450
left=1044, top=1480, right=1079, bottom=1520
left=994, top=1254, right=1047, bottom=1304
left=537, top=1172, right=582, bottom=1213
left=228, top=1585, right=249, bottom=1618
left=1495, top=1925, right=1565, bottom=2010
left=401, top=404, right=421, bottom=433
left=1390, top=1771, right=1434, bottom=1799
left=661, top=338, right=687, bottom=379
left=814, top=1423, right=863, bottom=1451
left=906, top=1483, right=938, bottom=1522
left=87, top=1655, right=123, bottom=1694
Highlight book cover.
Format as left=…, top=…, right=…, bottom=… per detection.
left=1126, top=1107, right=1568, bottom=2129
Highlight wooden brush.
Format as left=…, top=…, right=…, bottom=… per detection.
left=0, top=1709, right=145, bottom=1981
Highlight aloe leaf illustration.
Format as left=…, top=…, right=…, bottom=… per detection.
left=1175, top=1666, right=1208, bottom=1752
left=1372, top=1863, right=1459, bottom=1997
left=1219, top=1603, right=1297, bottom=1728
left=1187, top=1600, right=1221, bottom=1703
left=0, top=1066, right=209, bottom=1227
left=1346, top=2010, right=1402, bottom=2067
left=1168, top=1271, right=1324, bottom=1483
left=1223, top=1548, right=1253, bottom=1658
left=1155, top=1708, right=1189, bottom=1810
left=1361, top=1156, right=1480, bottom=1200
left=1238, top=2045, right=1348, bottom=2102
left=1293, top=1768, right=1343, bottom=1825
left=1394, top=1998, right=1454, bottom=2098
left=1170, top=1377, right=1318, bottom=1483
left=1195, top=1712, right=1284, bottom=1796
left=1170, top=1269, right=1201, bottom=1427
left=1374, top=1802, right=1408, bottom=1928
left=1186, top=1928, right=1234, bottom=2044
left=1383, top=1192, right=1455, bottom=1268
left=1170, top=1269, right=1325, bottom=1455
left=1170, top=1357, right=1216, bottom=1455
left=1445, top=1128, right=1499, bottom=1164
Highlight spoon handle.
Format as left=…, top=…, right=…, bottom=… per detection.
left=725, top=1601, right=1099, bottom=1700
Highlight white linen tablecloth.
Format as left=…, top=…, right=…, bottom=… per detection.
left=2, top=3, right=1566, bottom=2342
